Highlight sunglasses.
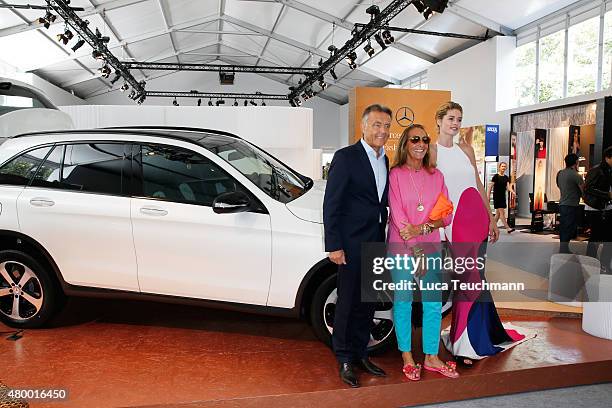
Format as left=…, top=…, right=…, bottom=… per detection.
left=409, top=135, right=431, bottom=144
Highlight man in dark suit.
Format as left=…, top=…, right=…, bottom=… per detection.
left=323, top=104, right=391, bottom=388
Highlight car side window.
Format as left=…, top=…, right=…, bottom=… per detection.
left=60, top=143, right=127, bottom=195
left=30, top=145, right=64, bottom=188
left=138, top=144, right=243, bottom=207
left=0, top=145, right=52, bottom=186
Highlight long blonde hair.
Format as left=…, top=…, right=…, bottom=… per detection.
left=392, top=124, right=435, bottom=173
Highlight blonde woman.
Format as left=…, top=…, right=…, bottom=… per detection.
left=431, top=102, right=527, bottom=367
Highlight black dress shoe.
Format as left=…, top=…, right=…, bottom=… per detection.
left=339, top=362, right=359, bottom=388
left=356, top=358, right=386, bottom=377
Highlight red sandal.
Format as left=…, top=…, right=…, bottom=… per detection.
left=423, top=361, right=459, bottom=378
left=402, top=363, right=422, bottom=381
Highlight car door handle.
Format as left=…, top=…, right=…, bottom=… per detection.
left=29, top=198, right=55, bottom=207
left=140, top=206, right=168, bottom=216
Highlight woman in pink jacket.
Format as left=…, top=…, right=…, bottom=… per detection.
left=387, top=124, right=456, bottom=380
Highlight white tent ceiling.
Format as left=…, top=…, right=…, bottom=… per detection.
left=0, top=0, right=583, bottom=104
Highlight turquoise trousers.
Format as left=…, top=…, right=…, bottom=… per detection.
left=391, top=252, right=442, bottom=355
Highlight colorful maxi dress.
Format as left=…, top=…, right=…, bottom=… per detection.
left=436, top=143, right=530, bottom=360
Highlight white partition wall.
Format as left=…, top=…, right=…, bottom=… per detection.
left=61, top=105, right=321, bottom=179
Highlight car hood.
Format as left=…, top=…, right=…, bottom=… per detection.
left=0, top=108, right=74, bottom=138
left=285, top=179, right=326, bottom=224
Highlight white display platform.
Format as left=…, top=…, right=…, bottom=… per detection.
left=60, top=105, right=321, bottom=179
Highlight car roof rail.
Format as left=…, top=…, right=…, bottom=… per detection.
left=102, top=126, right=242, bottom=139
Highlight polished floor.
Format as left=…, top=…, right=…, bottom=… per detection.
left=1, top=298, right=611, bottom=408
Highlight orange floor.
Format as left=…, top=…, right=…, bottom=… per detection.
left=1, top=298, right=611, bottom=408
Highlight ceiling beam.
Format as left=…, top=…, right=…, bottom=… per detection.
left=515, top=0, right=601, bottom=34
left=218, top=0, right=226, bottom=56
left=0, top=0, right=149, bottom=38
left=156, top=0, right=179, bottom=63
left=256, top=4, right=286, bottom=66
left=272, top=0, right=438, bottom=63
left=446, top=3, right=514, bottom=36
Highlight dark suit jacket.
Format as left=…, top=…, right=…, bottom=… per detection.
left=323, top=141, right=389, bottom=270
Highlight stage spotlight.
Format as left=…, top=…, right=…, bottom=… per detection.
left=38, top=11, right=56, bottom=29
left=72, top=38, right=85, bottom=52
left=64, top=29, right=74, bottom=41
left=374, top=33, right=386, bottom=50
left=261, top=100, right=266, bottom=106
left=128, top=90, right=136, bottom=99
left=318, top=58, right=323, bottom=67
left=327, top=45, right=338, bottom=56
left=208, top=99, right=213, bottom=106
left=423, top=8, right=433, bottom=19
left=330, top=67, right=338, bottom=80
left=57, top=33, right=67, bottom=45
left=364, top=41, right=375, bottom=57
left=98, top=64, right=111, bottom=78
left=423, top=0, right=448, bottom=13
left=318, top=77, right=327, bottom=89
left=172, top=98, right=179, bottom=106
left=289, top=99, right=297, bottom=107
left=216, top=99, right=225, bottom=106
left=92, top=50, right=104, bottom=60
left=197, top=98, right=202, bottom=106
left=249, top=100, right=257, bottom=106
left=137, top=95, right=146, bottom=105
left=234, top=99, right=239, bottom=106
left=110, top=71, right=121, bottom=85
left=365, top=4, right=380, bottom=18
left=412, top=1, right=426, bottom=13
left=95, top=27, right=110, bottom=43
left=296, top=99, right=302, bottom=106
left=244, top=100, right=248, bottom=106
left=382, top=30, right=394, bottom=44
left=120, top=83, right=129, bottom=92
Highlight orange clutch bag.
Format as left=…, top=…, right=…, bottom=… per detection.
left=429, top=193, right=454, bottom=220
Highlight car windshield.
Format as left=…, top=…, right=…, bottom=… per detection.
left=198, top=134, right=311, bottom=203
left=0, top=81, right=56, bottom=117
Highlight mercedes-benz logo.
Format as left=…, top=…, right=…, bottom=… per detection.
left=395, top=107, right=415, bottom=127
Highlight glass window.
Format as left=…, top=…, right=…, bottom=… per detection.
left=61, top=143, right=127, bottom=195
left=515, top=42, right=537, bottom=106
left=31, top=145, right=64, bottom=188
left=538, top=31, right=565, bottom=103
left=138, top=144, right=244, bottom=207
left=603, top=11, right=612, bottom=89
left=200, top=135, right=308, bottom=203
left=0, top=145, right=52, bottom=186
left=568, top=16, right=599, bottom=97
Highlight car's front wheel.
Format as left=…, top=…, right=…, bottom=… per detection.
left=0, top=250, right=63, bottom=329
left=309, top=274, right=395, bottom=354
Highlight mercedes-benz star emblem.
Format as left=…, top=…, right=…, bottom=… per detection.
left=395, top=107, right=415, bottom=127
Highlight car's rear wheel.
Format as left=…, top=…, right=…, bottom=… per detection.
left=0, top=250, right=63, bottom=328
left=310, top=274, right=395, bottom=354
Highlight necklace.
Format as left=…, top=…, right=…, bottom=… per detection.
left=407, top=166, right=425, bottom=212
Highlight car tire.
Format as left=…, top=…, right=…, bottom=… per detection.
left=0, top=250, right=63, bottom=329
left=309, top=274, right=395, bottom=355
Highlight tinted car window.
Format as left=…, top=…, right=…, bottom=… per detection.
left=138, top=144, right=243, bottom=206
left=61, top=143, right=127, bottom=195
left=31, top=145, right=63, bottom=188
left=0, top=145, right=52, bottom=186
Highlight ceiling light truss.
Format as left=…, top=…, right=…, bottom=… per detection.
left=45, top=0, right=145, bottom=99
left=288, top=0, right=413, bottom=102
left=123, top=61, right=317, bottom=75
left=145, top=91, right=288, bottom=100
left=355, top=23, right=490, bottom=41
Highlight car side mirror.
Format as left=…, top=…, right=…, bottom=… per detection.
left=212, top=191, right=251, bottom=214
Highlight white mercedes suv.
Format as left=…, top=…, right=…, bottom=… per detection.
left=0, top=127, right=394, bottom=351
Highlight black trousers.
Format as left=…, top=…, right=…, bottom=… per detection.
left=586, top=210, right=612, bottom=272
left=332, top=224, right=385, bottom=364
left=559, top=205, right=578, bottom=253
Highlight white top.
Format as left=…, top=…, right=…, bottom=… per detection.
left=435, top=142, right=478, bottom=241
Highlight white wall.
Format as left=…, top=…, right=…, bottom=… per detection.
left=61, top=105, right=321, bottom=179
left=0, top=57, right=86, bottom=107
left=86, top=70, right=342, bottom=150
